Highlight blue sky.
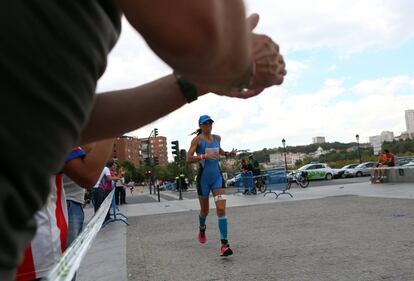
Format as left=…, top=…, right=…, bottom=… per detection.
left=288, top=40, right=414, bottom=94
left=97, top=0, right=414, bottom=159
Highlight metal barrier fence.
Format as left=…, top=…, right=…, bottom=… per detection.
left=263, top=168, right=293, bottom=198
left=234, top=169, right=293, bottom=199
left=234, top=171, right=255, bottom=194
left=44, top=189, right=115, bottom=281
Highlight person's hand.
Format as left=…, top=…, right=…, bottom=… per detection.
left=207, top=13, right=286, bottom=99
left=226, top=149, right=238, bottom=158
left=248, top=14, right=286, bottom=89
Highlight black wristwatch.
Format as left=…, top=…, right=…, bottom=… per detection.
left=173, top=72, right=198, bottom=103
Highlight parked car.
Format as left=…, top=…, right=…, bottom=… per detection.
left=402, top=161, right=414, bottom=167
left=396, top=156, right=414, bottom=166
left=333, top=163, right=359, bottom=178
left=350, top=162, right=376, bottom=177
left=295, top=163, right=335, bottom=180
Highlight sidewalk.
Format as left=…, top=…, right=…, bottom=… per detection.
left=77, top=181, right=414, bottom=281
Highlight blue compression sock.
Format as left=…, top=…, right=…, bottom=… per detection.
left=218, top=216, right=228, bottom=241
left=199, top=215, right=206, bottom=229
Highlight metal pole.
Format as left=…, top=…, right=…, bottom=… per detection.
left=283, top=142, right=288, bottom=171
left=356, top=134, right=362, bottom=163
left=178, top=175, right=183, bottom=200
left=147, top=129, right=153, bottom=194
left=157, top=185, right=160, bottom=202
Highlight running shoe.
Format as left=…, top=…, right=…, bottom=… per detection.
left=198, top=226, right=207, bottom=244
left=220, top=244, right=233, bottom=256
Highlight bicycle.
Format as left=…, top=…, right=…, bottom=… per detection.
left=254, top=174, right=267, bottom=193
left=287, top=171, right=309, bottom=189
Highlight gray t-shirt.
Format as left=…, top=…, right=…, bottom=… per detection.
left=63, top=175, right=85, bottom=205
left=0, top=1, right=121, bottom=279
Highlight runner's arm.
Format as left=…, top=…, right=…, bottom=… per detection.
left=187, top=137, right=201, bottom=164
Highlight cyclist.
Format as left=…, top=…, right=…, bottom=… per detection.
left=187, top=115, right=235, bottom=256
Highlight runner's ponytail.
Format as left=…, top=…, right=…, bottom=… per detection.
left=190, top=129, right=202, bottom=136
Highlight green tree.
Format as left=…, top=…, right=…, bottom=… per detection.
left=119, top=161, right=144, bottom=183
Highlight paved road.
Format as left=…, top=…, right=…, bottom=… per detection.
left=126, top=196, right=414, bottom=281
left=305, top=176, right=368, bottom=187
left=122, top=177, right=370, bottom=204
left=78, top=181, right=414, bottom=281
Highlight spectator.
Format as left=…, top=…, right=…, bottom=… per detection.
left=247, top=154, right=261, bottom=177
left=375, top=149, right=396, bottom=183
left=373, top=151, right=388, bottom=183
left=384, top=149, right=396, bottom=167
left=94, top=160, right=120, bottom=222
left=114, top=167, right=127, bottom=205
left=15, top=142, right=112, bottom=281
left=63, top=140, right=115, bottom=249
left=240, top=159, right=249, bottom=172
left=247, top=154, right=261, bottom=194
left=1, top=2, right=286, bottom=279
left=127, top=181, right=135, bottom=195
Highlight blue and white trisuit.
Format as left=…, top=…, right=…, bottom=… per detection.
left=196, top=134, right=225, bottom=197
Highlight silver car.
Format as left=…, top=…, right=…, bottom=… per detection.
left=351, top=162, right=376, bottom=177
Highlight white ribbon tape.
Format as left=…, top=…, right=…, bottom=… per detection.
left=44, top=189, right=114, bottom=281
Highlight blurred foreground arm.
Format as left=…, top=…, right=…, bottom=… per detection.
left=80, top=4, right=286, bottom=144
left=118, top=0, right=252, bottom=89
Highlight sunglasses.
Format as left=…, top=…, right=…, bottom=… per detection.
left=201, top=121, right=213, bottom=125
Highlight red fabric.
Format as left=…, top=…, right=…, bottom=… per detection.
left=55, top=174, right=67, bottom=252
left=15, top=246, right=36, bottom=281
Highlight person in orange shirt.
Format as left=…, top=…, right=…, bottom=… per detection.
left=384, top=149, right=396, bottom=167
left=373, top=152, right=387, bottom=182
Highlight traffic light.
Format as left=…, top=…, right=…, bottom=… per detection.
left=145, top=170, right=152, bottom=177
left=180, top=149, right=187, bottom=163
left=154, top=128, right=158, bottom=137
left=171, top=140, right=179, bottom=163
left=154, top=157, right=159, bottom=166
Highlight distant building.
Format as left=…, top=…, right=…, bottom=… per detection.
left=312, top=136, right=326, bottom=144
left=406, top=109, right=414, bottom=138
left=380, top=131, right=394, bottom=143
left=398, top=131, right=410, bottom=141
left=313, top=146, right=327, bottom=157
left=138, top=136, right=168, bottom=166
left=269, top=152, right=307, bottom=168
left=113, top=136, right=141, bottom=168
left=346, top=146, right=358, bottom=152
left=369, top=135, right=382, bottom=155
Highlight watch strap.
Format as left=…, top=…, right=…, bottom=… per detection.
left=174, top=72, right=198, bottom=103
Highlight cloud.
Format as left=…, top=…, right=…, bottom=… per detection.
left=353, top=75, right=414, bottom=96
left=97, top=18, right=171, bottom=93
left=329, top=64, right=337, bottom=71
left=284, top=59, right=308, bottom=85
left=245, top=0, right=414, bottom=53
left=95, top=3, right=414, bottom=160
left=129, top=75, right=414, bottom=156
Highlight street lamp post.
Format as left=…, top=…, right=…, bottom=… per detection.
left=146, top=128, right=158, bottom=194
left=282, top=138, right=288, bottom=171
left=356, top=134, right=362, bottom=163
